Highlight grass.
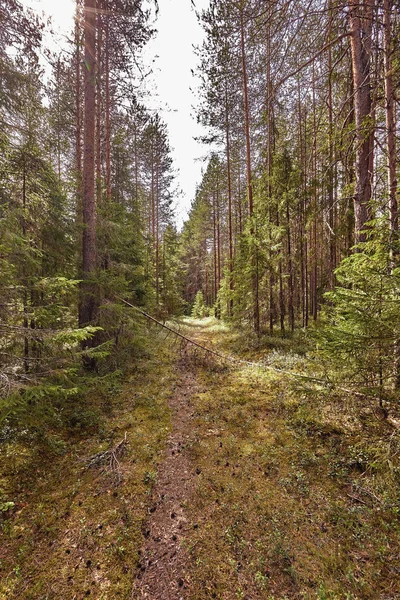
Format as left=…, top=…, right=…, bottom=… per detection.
left=0, top=329, right=175, bottom=600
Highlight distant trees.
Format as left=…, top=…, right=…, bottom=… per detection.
left=182, top=0, right=400, bottom=342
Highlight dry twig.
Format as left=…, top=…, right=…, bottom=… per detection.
left=85, top=433, right=128, bottom=485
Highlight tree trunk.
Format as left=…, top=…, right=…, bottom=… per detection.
left=240, top=6, right=259, bottom=333
left=297, top=78, right=307, bottom=327
left=105, top=17, right=111, bottom=201
left=225, top=84, right=234, bottom=316
left=79, top=0, right=97, bottom=331
left=155, top=154, right=160, bottom=309
left=348, top=0, right=374, bottom=244
left=96, top=2, right=102, bottom=204
left=213, top=191, right=217, bottom=307
left=383, top=0, right=398, bottom=239
left=383, top=0, right=400, bottom=388
left=286, top=197, right=294, bottom=332
left=75, top=0, right=82, bottom=227
left=267, top=7, right=274, bottom=333
left=328, top=1, right=336, bottom=286
left=216, top=176, right=221, bottom=319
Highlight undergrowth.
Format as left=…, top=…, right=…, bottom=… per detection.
left=1, top=317, right=400, bottom=599
left=0, top=324, right=175, bottom=600
left=181, top=318, right=400, bottom=599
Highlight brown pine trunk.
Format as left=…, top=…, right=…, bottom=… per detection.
left=348, top=0, right=374, bottom=244
left=303, top=104, right=310, bottom=325
left=312, top=65, right=318, bottom=321
left=225, top=84, right=234, bottom=316
left=240, top=8, right=253, bottom=218
left=22, top=162, right=29, bottom=371
left=213, top=191, right=217, bottom=307
left=105, top=17, right=111, bottom=201
left=267, top=9, right=274, bottom=333
left=75, top=0, right=82, bottom=221
left=297, top=79, right=307, bottom=327
left=151, top=139, right=155, bottom=240
left=155, top=154, right=160, bottom=309
left=96, top=2, right=102, bottom=204
left=240, top=6, right=259, bottom=333
left=286, top=198, right=294, bottom=332
left=134, top=126, right=139, bottom=207
left=327, top=2, right=336, bottom=286
left=216, top=177, right=221, bottom=319
left=277, top=209, right=285, bottom=333
left=344, top=71, right=356, bottom=256
left=383, top=0, right=398, bottom=238
left=56, top=56, right=61, bottom=183
left=79, top=0, right=97, bottom=331
left=383, top=0, right=400, bottom=388
left=237, top=157, right=243, bottom=236
left=205, top=265, right=209, bottom=306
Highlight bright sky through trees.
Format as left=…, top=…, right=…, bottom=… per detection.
left=144, top=0, right=210, bottom=226
left=21, top=0, right=209, bottom=227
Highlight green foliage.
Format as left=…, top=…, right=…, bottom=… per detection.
left=0, top=501, right=15, bottom=513
left=192, top=290, right=208, bottom=318
left=158, top=224, right=184, bottom=318
left=315, top=230, right=400, bottom=399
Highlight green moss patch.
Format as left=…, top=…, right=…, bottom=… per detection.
left=181, top=319, right=400, bottom=600
left=0, top=335, right=174, bottom=600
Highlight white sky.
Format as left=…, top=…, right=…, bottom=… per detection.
left=21, top=0, right=211, bottom=227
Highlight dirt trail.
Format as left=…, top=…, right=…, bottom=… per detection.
left=134, top=366, right=199, bottom=599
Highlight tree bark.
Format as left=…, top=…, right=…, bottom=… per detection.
left=79, top=0, right=97, bottom=330
left=348, top=0, right=374, bottom=244
left=383, top=0, right=400, bottom=388
left=75, top=0, right=82, bottom=226
left=105, top=17, right=111, bottom=201
left=328, top=0, right=336, bottom=286
left=225, top=84, right=234, bottom=316
left=383, top=0, right=398, bottom=238
left=240, top=5, right=259, bottom=333
left=96, top=2, right=102, bottom=204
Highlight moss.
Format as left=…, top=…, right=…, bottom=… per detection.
left=1, top=319, right=400, bottom=599
left=180, top=318, right=400, bottom=600
left=0, top=334, right=174, bottom=600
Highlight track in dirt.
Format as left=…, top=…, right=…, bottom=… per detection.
left=134, top=367, right=199, bottom=599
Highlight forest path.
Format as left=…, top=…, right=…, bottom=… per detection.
left=134, top=329, right=204, bottom=599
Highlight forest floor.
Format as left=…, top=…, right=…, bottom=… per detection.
left=1, top=318, right=400, bottom=600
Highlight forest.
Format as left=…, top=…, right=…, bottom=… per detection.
left=1, top=0, right=400, bottom=598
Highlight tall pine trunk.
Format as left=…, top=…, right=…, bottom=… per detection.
left=383, top=0, right=398, bottom=239
left=383, top=0, right=400, bottom=388
left=240, top=6, right=259, bottom=334
left=105, top=18, right=111, bottom=202
left=75, top=0, right=82, bottom=237
left=79, top=0, right=97, bottom=332
left=348, top=0, right=374, bottom=244
left=225, top=84, right=234, bottom=316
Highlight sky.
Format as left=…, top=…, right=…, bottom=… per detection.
left=21, top=0, right=211, bottom=227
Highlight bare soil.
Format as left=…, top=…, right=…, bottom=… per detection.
left=134, top=368, right=199, bottom=599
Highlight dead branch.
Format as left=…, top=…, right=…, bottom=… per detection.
left=118, top=299, right=400, bottom=425
left=118, top=298, right=237, bottom=365
left=85, top=433, right=128, bottom=484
